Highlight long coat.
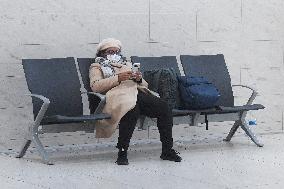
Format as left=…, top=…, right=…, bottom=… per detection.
left=89, top=61, right=149, bottom=138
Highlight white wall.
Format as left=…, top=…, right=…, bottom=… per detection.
left=0, top=0, right=284, bottom=140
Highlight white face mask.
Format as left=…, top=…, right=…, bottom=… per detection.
left=106, top=54, right=121, bottom=62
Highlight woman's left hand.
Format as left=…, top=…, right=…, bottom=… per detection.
left=132, top=71, right=142, bottom=82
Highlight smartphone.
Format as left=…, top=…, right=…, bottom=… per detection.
left=132, top=63, right=140, bottom=72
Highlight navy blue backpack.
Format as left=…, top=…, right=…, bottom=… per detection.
left=178, top=76, right=221, bottom=110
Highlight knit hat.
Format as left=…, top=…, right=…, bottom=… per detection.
left=96, top=38, right=122, bottom=53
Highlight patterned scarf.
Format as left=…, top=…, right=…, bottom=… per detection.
left=95, top=56, right=126, bottom=78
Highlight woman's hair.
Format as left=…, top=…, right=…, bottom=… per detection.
left=96, top=50, right=105, bottom=58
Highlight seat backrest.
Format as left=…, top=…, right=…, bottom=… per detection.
left=22, top=57, right=83, bottom=120
left=180, top=54, right=234, bottom=107
left=131, top=56, right=181, bottom=76
left=77, top=58, right=100, bottom=114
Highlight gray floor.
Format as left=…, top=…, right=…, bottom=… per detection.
left=0, top=122, right=284, bottom=189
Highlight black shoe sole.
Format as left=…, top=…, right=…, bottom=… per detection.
left=160, top=156, right=182, bottom=162
left=116, top=161, right=129, bottom=165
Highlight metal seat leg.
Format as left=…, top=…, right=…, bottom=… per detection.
left=16, top=140, right=32, bottom=158
left=224, top=112, right=263, bottom=147
left=240, top=123, right=263, bottom=147
left=33, top=134, right=53, bottom=165
left=223, top=120, right=241, bottom=142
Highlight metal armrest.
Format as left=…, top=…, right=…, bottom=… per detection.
left=25, top=94, right=50, bottom=125
left=232, top=85, right=258, bottom=105
left=24, top=94, right=50, bottom=138
left=81, top=92, right=106, bottom=114
left=20, top=94, right=51, bottom=164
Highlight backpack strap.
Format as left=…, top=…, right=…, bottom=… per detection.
left=205, top=113, right=209, bottom=130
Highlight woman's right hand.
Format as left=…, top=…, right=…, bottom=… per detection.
left=118, top=71, right=133, bottom=82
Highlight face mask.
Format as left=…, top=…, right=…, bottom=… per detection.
left=106, top=54, right=121, bottom=63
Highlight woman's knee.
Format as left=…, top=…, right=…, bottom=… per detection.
left=122, top=105, right=139, bottom=119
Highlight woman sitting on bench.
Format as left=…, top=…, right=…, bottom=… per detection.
left=89, top=38, right=182, bottom=165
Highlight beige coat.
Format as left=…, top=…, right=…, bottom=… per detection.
left=89, top=61, right=149, bottom=138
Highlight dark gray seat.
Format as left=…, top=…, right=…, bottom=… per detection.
left=180, top=54, right=264, bottom=113
left=131, top=55, right=265, bottom=147
left=17, top=57, right=110, bottom=164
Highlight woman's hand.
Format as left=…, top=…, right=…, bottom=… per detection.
left=132, top=71, right=142, bottom=82
left=118, top=71, right=133, bottom=82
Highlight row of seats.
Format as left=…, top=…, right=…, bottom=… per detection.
left=16, top=54, right=264, bottom=164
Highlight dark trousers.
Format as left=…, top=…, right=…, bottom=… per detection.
left=117, top=90, right=173, bottom=151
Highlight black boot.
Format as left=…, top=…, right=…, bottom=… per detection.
left=160, top=149, right=182, bottom=162
left=116, top=148, right=129, bottom=165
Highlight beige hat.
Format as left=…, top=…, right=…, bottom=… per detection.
left=96, top=38, right=122, bottom=53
